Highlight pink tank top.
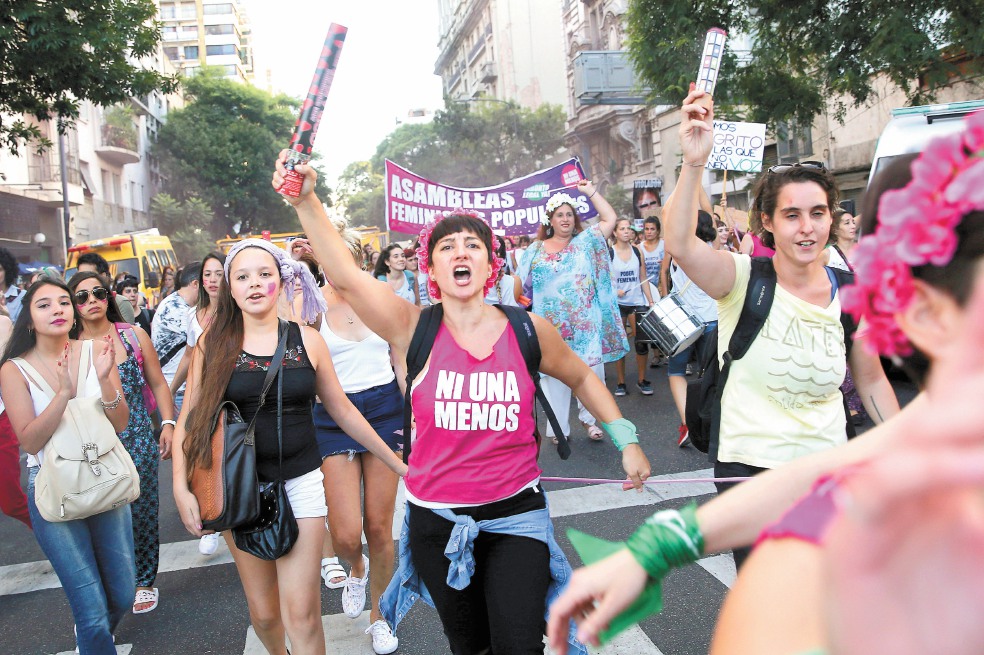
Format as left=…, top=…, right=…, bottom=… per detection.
left=750, top=233, right=776, bottom=257
left=406, top=323, right=540, bottom=505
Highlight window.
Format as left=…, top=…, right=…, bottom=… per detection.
left=184, top=45, right=199, bottom=60
left=164, top=47, right=179, bottom=60
left=180, top=24, right=198, bottom=36
left=206, top=44, right=237, bottom=56
left=223, top=64, right=238, bottom=76
left=160, top=4, right=175, bottom=19
left=205, top=24, right=235, bottom=35
left=203, top=3, right=233, bottom=15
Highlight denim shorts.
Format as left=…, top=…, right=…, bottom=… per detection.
left=314, top=379, right=404, bottom=458
left=668, top=322, right=717, bottom=376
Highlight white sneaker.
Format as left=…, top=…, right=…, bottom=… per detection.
left=199, top=533, right=219, bottom=556
left=365, top=619, right=399, bottom=654
left=341, top=554, right=369, bottom=619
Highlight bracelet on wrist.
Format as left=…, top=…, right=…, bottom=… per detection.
left=601, top=418, right=640, bottom=451
left=682, top=160, right=705, bottom=168
left=99, top=389, right=123, bottom=410
left=625, top=504, right=704, bottom=579
left=588, top=190, right=597, bottom=198
left=160, top=419, right=177, bottom=428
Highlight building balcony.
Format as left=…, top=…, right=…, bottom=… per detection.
left=96, top=126, right=140, bottom=166
left=480, top=62, right=497, bottom=83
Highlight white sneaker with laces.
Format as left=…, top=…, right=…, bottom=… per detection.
left=341, top=554, right=370, bottom=619
left=199, top=533, right=219, bottom=556
left=366, top=619, right=399, bottom=654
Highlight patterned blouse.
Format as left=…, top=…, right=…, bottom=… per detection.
left=522, top=225, right=628, bottom=366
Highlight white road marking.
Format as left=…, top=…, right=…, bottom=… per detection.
left=51, top=645, right=132, bottom=655
left=3, top=468, right=720, bottom=599
left=697, top=553, right=737, bottom=588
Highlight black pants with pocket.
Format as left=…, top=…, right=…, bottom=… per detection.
left=713, top=460, right=768, bottom=570
left=408, top=487, right=551, bottom=655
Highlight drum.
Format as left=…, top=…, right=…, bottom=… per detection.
left=636, top=293, right=705, bottom=356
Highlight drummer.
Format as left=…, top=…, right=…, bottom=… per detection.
left=664, top=210, right=719, bottom=448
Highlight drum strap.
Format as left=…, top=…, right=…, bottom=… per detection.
left=402, top=304, right=571, bottom=465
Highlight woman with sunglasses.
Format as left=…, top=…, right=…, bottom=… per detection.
left=68, top=272, right=175, bottom=615
left=669, top=89, right=898, bottom=565
left=1, top=278, right=131, bottom=653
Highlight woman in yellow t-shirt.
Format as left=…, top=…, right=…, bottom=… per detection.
left=663, top=87, right=899, bottom=567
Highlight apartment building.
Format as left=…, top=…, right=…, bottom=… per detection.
left=159, top=0, right=254, bottom=83
left=435, top=0, right=568, bottom=108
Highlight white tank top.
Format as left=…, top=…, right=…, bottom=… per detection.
left=12, top=341, right=101, bottom=468
left=641, top=240, right=664, bottom=283
left=484, top=274, right=520, bottom=307
left=317, top=318, right=395, bottom=393
left=611, top=246, right=646, bottom=307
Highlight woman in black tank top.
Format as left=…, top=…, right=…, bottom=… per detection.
left=171, top=240, right=406, bottom=655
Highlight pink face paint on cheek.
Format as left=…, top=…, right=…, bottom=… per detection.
left=267, top=282, right=277, bottom=296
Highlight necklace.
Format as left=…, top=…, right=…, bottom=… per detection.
left=30, top=350, right=62, bottom=388
left=326, top=287, right=354, bottom=324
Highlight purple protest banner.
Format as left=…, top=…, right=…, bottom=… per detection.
left=385, top=158, right=597, bottom=236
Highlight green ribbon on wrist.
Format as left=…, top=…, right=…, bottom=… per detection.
left=565, top=503, right=704, bottom=644
left=601, top=418, right=639, bottom=451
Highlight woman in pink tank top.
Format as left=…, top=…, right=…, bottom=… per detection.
left=276, top=155, right=651, bottom=655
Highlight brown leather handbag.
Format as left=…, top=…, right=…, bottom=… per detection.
left=190, top=321, right=288, bottom=532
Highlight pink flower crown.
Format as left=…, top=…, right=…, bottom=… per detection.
left=840, top=110, right=984, bottom=357
left=415, top=209, right=504, bottom=300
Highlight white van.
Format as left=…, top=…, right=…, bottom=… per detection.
left=869, top=99, right=984, bottom=182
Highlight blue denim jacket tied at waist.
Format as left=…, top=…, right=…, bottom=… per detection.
left=380, top=499, right=588, bottom=655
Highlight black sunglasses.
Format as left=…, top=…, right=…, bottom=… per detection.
left=637, top=201, right=660, bottom=209
left=768, top=160, right=826, bottom=174
left=74, top=287, right=110, bottom=305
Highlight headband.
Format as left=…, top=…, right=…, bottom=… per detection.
left=543, top=192, right=579, bottom=225
left=841, top=110, right=984, bottom=357
left=415, top=209, right=504, bottom=300
left=224, top=238, right=327, bottom=324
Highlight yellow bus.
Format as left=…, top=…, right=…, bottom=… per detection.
left=65, top=229, right=178, bottom=303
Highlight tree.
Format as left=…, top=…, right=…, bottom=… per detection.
left=150, top=193, right=216, bottom=262
left=155, top=67, right=332, bottom=237
left=625, top=0, right=984, bottom=129
left=338, top=98, right=566, bottom=228
left=0, top=0, right=176, bottom=155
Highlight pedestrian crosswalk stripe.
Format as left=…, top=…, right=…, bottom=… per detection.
left=2, top=468, right=719, bottom=598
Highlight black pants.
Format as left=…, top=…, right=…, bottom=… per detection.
left=713, top=460, right=768, bottom=570
left=408, top=488, right=551, bottom=655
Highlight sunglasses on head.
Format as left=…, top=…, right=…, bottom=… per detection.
left=767, top=160, right=826, bottom=175
left=74, top=287, right=110, bottom=305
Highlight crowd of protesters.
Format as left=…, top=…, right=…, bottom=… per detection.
left=0, top=95, right=981, bottom=655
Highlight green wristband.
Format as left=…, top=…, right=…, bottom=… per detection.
left=601, top=418, right=640, bottom=451
left=565, top=503, right=704, bottom=645
left=625, top=503, right=704, bottom=579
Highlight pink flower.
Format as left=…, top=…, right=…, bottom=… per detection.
left=963, top=110, right=984, bottom=152
left=909, top=133, right=967, bottom=196
left=943, top=159, right=984, bottom=214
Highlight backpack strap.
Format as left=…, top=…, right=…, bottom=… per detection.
left=709, top=257, right=777, bottom=458
left=401, top=304, right=445, bottom=465
left=828, top=267, right=858, bottom=359
left=498, top=304, right=571, bottom=460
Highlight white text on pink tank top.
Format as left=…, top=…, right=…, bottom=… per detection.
left=407, top=324, right=540, bottom=505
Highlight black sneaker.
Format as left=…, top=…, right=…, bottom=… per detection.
left=614, top=383, right=628, bottom=396
left=636, top=380, right=654, bottom=395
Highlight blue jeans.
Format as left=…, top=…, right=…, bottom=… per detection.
left=27, top=467, right=136, bottom=655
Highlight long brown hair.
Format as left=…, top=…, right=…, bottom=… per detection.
left=181, top=248, right=287, bottom=473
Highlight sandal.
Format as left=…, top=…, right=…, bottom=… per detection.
left=133, top=587, right=159, bottom=614
left=321, top=557, right=347, bottom=590
left=586, top=425, right=605, bottom=441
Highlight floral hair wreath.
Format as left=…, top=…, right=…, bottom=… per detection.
left=415, top=208, right=505, bottom=300
left=840, top=110, right=984, bottom=357
left=542, top=192, right=579, bottom=225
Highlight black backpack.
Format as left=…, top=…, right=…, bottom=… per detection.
left=401, top=303, right=571, bottom=465
left=609, top=244, right=643, bottom=267
left=684, top=257, right=859, bottom=456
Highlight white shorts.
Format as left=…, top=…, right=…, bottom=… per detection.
left=285, top=468, right=327, bottom=519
